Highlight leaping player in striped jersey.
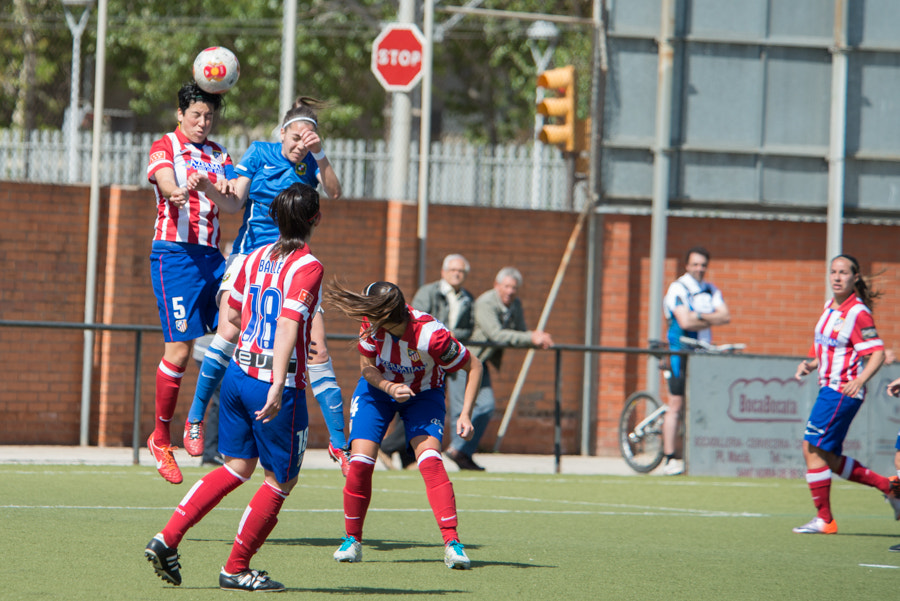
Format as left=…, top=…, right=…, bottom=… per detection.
left=793, top=254, right=900, bottom=534
left=325, top=280, right=483, bottom=569
left=145, top=182, right=323, bottom=592
left=146, top=82, right=243, bottom=485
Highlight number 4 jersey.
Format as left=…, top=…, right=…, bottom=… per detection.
left=227, top=243, right=323, bottom=388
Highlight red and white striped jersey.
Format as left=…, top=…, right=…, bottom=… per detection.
left=147, top=128, right=234, bottom=248
left=359, top=306, right=470, bottom=394
left=810, top=295, right=883, bottom=398
left=228, top=243, right=323, bottom=388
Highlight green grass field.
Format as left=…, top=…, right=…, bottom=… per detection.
left=2, top=463, right=899, bottom=600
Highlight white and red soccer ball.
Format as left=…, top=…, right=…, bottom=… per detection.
left=192, top=46, right=240, bottom=94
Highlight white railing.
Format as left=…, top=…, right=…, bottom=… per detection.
left=0, top=129, right=588, bottom=211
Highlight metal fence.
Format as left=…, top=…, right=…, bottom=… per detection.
left=0, top=129, right=589, bottom=211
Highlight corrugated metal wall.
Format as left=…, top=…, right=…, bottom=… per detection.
left=601, top=0, right=900, bottom=221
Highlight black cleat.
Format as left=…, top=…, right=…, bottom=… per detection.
left=219, top=568, right=285, bottom=592
left=144, top=535, right=181, bottom=586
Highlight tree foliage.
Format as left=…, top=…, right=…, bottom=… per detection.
left=1, top=0, right=594, bottom=144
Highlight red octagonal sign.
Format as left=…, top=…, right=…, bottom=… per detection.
left=371, top=24, right=426, bottom=92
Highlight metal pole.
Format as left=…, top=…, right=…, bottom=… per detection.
left=581, top=0, right=607, bottom=456
left=389, top=0, right=415, bottom=200
left=645, top=0, right=677, bottom=394
left=554, top=348, right=562, bottom=474
left=416, top=0, right=434, bottom=290
left=826, top=0, right=849, bottom=275
left=527, top=21, right=559, bottom=210
left=63, top=3, right=92, bottom=184
left=132, top=330, right=143, bottom=465
left=80, top=0, right=106, bottom=446
left=279, top=0, right=297, bottom=124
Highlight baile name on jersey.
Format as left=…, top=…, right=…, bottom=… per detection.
left=258, top=259, right=284, bottom=275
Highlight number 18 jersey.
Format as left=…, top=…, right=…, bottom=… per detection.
left=227, top=243, right=323, bottom=388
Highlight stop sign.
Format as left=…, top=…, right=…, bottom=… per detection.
left=371, top=24, right=426, bottom=92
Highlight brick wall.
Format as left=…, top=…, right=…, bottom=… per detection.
left=2, top=181, right=899, bottom=455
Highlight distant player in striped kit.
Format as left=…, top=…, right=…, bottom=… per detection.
left=184, top=97, right=350, bottom=477
left=325, top=280, right=483, bottom=569
left=146, top=82, right=242, bottom=484
left=792, top=254, right=900, bottom=534
left=144, top=182, right=323, bottom=592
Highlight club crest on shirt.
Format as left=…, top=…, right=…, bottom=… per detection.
left=211, top=150, right=226, bottom=163
left=294, top=163, right=308, bottom=177
left=175, top=319, right=187, bottom=333
left=831, top=317, right=844, bottom=333
left=407, top=348, right=421, bottom=362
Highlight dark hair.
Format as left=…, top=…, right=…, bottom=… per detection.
left=685, top=246, right=710, bottom=264
left=268, top=183, right=320, bottom=260
left=282, top=96, right=327, bottom=129
left=325, top=279, right=408, bottom=340
left=178, top=82, right=224, bottom=113
left=832, top=253, right=881, bottom=309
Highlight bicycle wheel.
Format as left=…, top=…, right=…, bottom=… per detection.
left=619, top=391, right=665, bottom=473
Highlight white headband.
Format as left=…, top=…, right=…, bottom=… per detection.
left=282, top=116, right=318, bottom=130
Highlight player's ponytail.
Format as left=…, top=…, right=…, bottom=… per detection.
left=281, top=96, right=327, bottom=130
left=325, top=279, right=409, bottom=340
left=834, top=253, right=882, bottom=310
left=269, top=183, right=320, bottom=260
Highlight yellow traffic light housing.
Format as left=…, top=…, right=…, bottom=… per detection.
left=536, top=65, right=575, bottom=152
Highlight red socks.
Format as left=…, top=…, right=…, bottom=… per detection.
left=806, top=466, right=833, bottom=522
left=418, top=450, right=459, bottom=544
left=153, top=358, right=185, bottom=446
left=838, top=456, right=891, bottom=494
left=161, top=465, right=246, bottom=547
left=343, top=455, right=376, bottom=541
left=224, top=481, right=288, bottom=574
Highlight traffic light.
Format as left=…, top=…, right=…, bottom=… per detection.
left=536, top=65, right=576, bottom=152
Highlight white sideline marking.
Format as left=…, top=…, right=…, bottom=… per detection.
left=0, top=504, right=768, bottom=518
left=859, top=563, right=899, bottom=569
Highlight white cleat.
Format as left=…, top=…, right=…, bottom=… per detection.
left=334, top=536, right=362, bottom=563
left=444, top=540, right=471, bottom=570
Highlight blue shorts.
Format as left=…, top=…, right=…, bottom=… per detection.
left=149, top=241, right=225, bottom=342
left=218, top=361, right=309, bottom=484
left=803, top=386, right=862, bottom=455
left=348, top=378, right=446, bottom=446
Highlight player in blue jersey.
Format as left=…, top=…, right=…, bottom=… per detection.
left=183, top=97, right=349, bottom=476
left=661, top=247, right=730, bottom=475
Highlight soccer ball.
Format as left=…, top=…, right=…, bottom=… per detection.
left=192, top=46, right=240, bottom=94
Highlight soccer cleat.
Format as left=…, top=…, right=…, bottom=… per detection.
left=328, top=442, right=351, bottom=478
left=183, top=420, right=205, bottom=457
left=444, top=540, right=471, bottom=570
left=219, top=568, right=284, bottom=592
left=792, top=517, right=838, bottom=534
left=148, top=434, right=183, bottom=484
left=333, top=536, right=362, bottom=563
left=144, top=534, right=182, bottom=586
left=890, top=542, right=900, bottom=552
left=890, top=476, right=900, bottom=498
left=663, top=458, right=684, bottom=476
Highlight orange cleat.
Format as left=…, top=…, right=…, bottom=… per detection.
left=148, top=434, right=183, bottom=484
left=328, top=442, right=350, bottom=477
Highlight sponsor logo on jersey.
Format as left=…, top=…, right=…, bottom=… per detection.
left=440, top=340, right=461, bottom=362
left=149, top=151, right=166, bottom=163
left=189, top=158, right=225, bottom=176
left=814, top=333, right=840, bottom=347
left=382, top=361, right=425, bottom=374
left=176, top=319, right=187, bottom=333
left=407, top=348, right=421, bottom=362
left=294, top=163, right=308, bottom=177
left=861, top=327, right=879, bottom=340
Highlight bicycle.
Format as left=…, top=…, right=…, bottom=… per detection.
left=618, top=337, right=745, bottom=473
